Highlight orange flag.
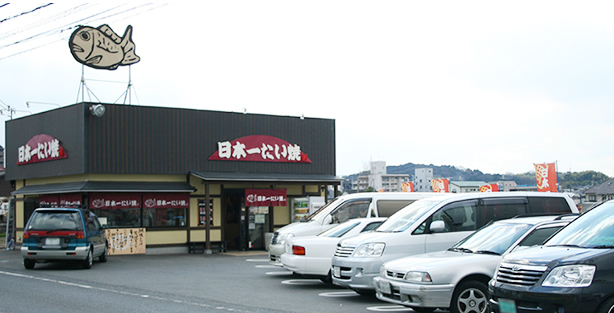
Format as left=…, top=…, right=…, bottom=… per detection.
left=431, top=179, right=449, bottom=193
left=480, top=184, right=499, bottom=192
left=402, top=182, right=415, bottom=192
left=535, top=163, right=558, bottom=192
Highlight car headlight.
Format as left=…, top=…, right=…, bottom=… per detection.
left=276, top=233, right=293, bottom=245
left=542, top=265, right=595, bottom=287
left=353, top=242, right=385, bottom=257
left=404, top=271, right=432, bottom=283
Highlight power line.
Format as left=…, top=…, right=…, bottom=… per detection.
left=0, top=3, right=53, bottom=24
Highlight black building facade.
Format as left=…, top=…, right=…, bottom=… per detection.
left=7, top=102, right=340, bottom=253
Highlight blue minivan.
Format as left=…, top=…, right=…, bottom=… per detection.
left=21, top=208, right=108, bottom=269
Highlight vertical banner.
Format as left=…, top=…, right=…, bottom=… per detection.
left=480, top=184, right=499, bottom=192
left=431, top=179, right=449, bottom=193
left=402, top=182, right=415, bottom=192
left=535, top=163, right=558, bottom=192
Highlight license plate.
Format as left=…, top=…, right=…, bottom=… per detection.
left=333, top=266, right=341, bottom=278
left=379, top=281, right=391, bottom=294
left=45, top=238, right=60, bottom=246
left=499, top=298, right=517, bottom=313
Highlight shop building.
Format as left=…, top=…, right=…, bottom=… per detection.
left=6, top=102, right=340, bottom=254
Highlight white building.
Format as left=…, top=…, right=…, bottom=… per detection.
left=414, top=168, right=433, bottom=192
left=351, top=161, right=410, bottom=192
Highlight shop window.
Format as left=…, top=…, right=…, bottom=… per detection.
left=94, top=208, right=142, bottom=227
left=144, top=208, right=186, bottom=227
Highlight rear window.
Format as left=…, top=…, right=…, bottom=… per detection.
left=528, top=197, right=571, bottom=214
left=376, top=200, right=416, bottom=217
left=26, top=211, right=83, bottom=231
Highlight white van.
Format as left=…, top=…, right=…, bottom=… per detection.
left=268, top=192, right=438, bottom=265
left=330, top=192, right=579, bottom=294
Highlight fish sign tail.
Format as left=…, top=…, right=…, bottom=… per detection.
left=120, top=25, right=140, bottom=65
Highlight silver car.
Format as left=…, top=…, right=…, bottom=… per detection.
left=373, top=214, right=577, bottom=313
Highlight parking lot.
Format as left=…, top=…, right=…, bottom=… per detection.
left=0, top=248, right=423, bottom=313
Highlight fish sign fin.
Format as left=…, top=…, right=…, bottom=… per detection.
left=120, top=25, right=140, bottom=65
left=86, top=55, right=102, bottom=65
left=98, top=24, right=122, bottom=44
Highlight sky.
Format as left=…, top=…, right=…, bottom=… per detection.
left=1, top=2, right=614, bottom=177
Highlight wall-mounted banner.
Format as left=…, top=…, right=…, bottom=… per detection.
left=431, top=178, right=449, bottom=193
left=402, top=182, right=415, bottom=192
left=69, top=24, right=140, bottom=70
left=535, top=162, right=558, bottom=192
left=142, top=193, right=189, bottom=209
left=245, top=189, right=287, bottom=207
left=209, top=135, right=312, bottom=163
left=17, top=134, right=68, bottom=165
left=480, top=184, right=500, bottom=192
left=40, top=193, right=82, bottom=207
left=90, top=193, right=141, bottom=209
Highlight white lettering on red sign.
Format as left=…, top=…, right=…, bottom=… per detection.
left=218, top=141, right=302, bottom=162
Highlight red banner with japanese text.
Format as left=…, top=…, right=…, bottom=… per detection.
left=479, top=184, right=499, bottom=192
left=432, top=179, right=449, bottom=193
left=90, top=193, right=141, bottom=209
left=142, top=193, right=190, bottom=209
left=245, top=189, right=287, bottom=207
left=402, top=182, right=415, bottom=192
left=40, top=193, right=82, bottom=207
left=535, top=163, right=558, bottom=192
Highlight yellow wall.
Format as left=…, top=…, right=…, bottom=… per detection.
left=147, top=230, right=187, bottom=245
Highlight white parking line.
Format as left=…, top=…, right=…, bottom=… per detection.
left=366, top=305, right=413, bottom=312
left=281, top=279, right=322, bottom=285
left=318, top=291, right=360, bottom=297
left=255, top=265, right=281, bottom=268
left=265, top=271, right=293, bottom=276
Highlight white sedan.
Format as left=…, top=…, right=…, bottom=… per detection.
left=281, top=217, right=386, bottom=282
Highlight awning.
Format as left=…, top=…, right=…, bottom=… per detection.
left=12, top=180, right=196, bottom=196
left=190, top=171, right=343, bottom=184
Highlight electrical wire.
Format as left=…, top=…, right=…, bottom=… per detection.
left=0, top=3, right=52, bottom=24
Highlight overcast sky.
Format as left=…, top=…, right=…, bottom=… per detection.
left=1, top=2, right=614, bottom=177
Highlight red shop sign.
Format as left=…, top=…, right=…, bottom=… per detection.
left=143, top=193, right=189, bottom=209
left=17, top=134, right=68, bottom=165
left=90, top=193, right=141, bottom=209
left=40, top=193, right=82, bottom=207
left=209, top=135, right=312, bottom=163
left=245, top=189, right=287, bottom=207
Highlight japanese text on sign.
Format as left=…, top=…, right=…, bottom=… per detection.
left=17, top=134, right=67, bottom=165
left=209, top=135, right=312, bottom=163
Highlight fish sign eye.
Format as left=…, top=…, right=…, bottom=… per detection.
left=79, top=32, right=91, bottom=41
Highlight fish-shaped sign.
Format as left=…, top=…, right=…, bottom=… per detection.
left=69, top=24, right=140, bottom=70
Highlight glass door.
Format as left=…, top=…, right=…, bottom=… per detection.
left=247, top=206, right=269, bottom=250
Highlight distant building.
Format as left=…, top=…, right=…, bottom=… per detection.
left=449, top=181, right=488, bottom=193
left=490, top=180, right=517, bottom=192
left=351, top=161, right=410, bottom=192
left=583, top=178, right=614, bottom=211
left=414, top=168, right=433, bottom=192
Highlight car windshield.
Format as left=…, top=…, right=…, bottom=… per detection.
left=26, top=211, right=83, bottom=231
left=450, top=222, right=531, bottom=255
left=318, top=221, right=361, bottom=238
left=546, top=201, right=614, bottom=248
left=376, top=199, right=443, bottom=233
left=304, top=198, right=342, bottom=222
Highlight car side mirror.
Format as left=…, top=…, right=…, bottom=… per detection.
left=324, top=214, right=333, bottom=225
left=430, top=220, right=446, bottom=233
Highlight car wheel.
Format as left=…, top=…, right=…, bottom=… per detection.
left=320, top=271, right=332, bottom=283
left=596, top=297, right=614, bottom=313
left=451, top=281, right=488, bottom=313
left=82, top=249, right=93, bottom=269
left=24, top=259, right=35, bottom=270
left=99, top=244, right=108, bottom=263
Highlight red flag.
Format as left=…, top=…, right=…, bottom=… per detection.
left=432, top=179, right=449, bottom=193
left=402, top=182, right=415, bottom=192
left=480, top=184, right=499, bottom=192
left=535, top=163, right=558, bottom=192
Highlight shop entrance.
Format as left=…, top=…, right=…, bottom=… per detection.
left=246, top=206, right=270, bottom=250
